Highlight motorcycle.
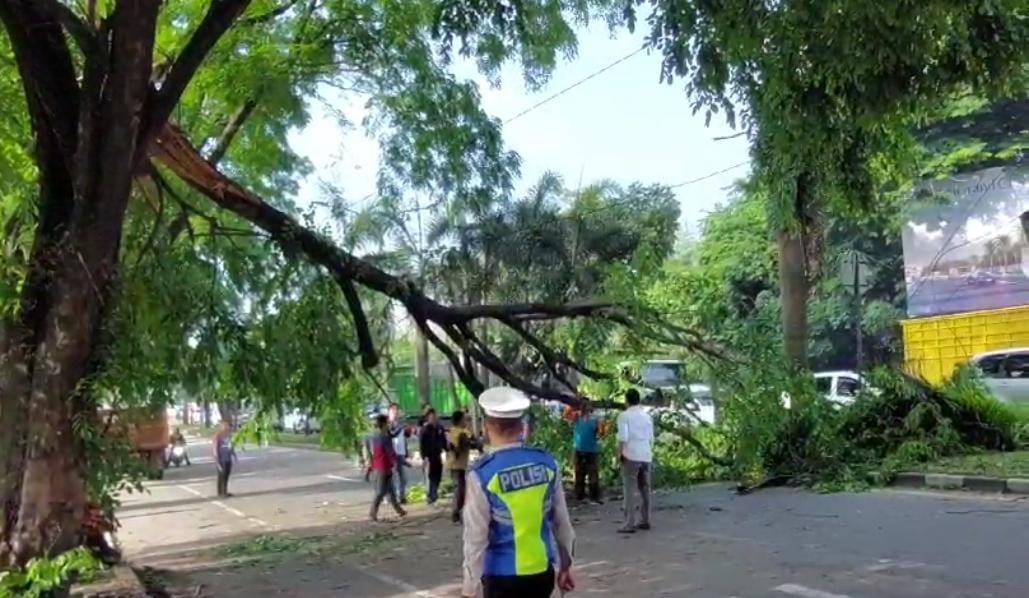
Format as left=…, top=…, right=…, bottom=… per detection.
left=168, top=443, right=189, bottom=467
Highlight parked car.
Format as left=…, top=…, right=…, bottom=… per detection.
left=969, top=348, right=1029, bottom=403
left=813, top=371, right=866, bottom=405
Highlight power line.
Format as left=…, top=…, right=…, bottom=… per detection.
left=504, top=46, right=646, bottom=124
left=669, top=161, right=749, bottom=188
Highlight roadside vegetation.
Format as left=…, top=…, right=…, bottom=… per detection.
left=0, top=0, right=1026, bottom=595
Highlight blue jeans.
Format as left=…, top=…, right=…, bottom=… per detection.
left=393, top=461, right=407, bottom=502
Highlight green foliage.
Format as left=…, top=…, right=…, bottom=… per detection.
left=218, top=535, right=315, bottom=559
left=705, top=353, right=1022, bottom=489
left=0, top=547, right=101, bottom=598
left=527, top=404, right=725, bottom=491
left=842, top=367, right=1017, bottom=460
left=75, top=417, right=149, bottom=518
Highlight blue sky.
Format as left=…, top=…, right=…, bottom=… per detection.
left=288, top=25, right=751, bottom=234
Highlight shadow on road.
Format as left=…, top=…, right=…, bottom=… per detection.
left=120, top=479, right=351, bottom=513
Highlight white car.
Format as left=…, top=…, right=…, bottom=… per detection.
left=813, top=371, right=866, bottom=405
left=642, top=384, right=716, bottom=424
left=969, top=348, right=1029, bottom=403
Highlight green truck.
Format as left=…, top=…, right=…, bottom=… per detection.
left=389, top=364, right=474, bottom=418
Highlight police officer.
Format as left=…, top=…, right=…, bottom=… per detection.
left=461, top=387, right=576, bottom=598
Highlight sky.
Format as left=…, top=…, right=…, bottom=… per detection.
left=287, top=25, right=752, bottom=237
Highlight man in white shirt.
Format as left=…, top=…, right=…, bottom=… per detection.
left=616, top=388, right=654, bottom=533
left=388, top=403, right=410, bottom=504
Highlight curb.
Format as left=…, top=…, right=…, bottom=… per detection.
left=73, top=564, right=147, bottom=598
left=884, top=471, right=1029, bottom=495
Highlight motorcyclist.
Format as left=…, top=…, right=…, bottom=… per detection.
left=169, top=427, right=191, bottom=466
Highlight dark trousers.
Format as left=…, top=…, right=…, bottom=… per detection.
left=426, top=457, right=443, bottom=504
left=483, top=568, right=555, bottom=598
left=216, top=460, right=232, bottom=496
left=451, top=469, right=467, bottom=522
left=370, top=470, right=404, bottom=519
left=574, top=450, right=600, bottom=501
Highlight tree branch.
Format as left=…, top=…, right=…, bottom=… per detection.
left=36, top=0, right=97, bottom=54
left=333, top=275, right=378, bottom=369
left=145, top=0, right=253, bottom=147
left=500, top=317, right=610, bottom=383
left=238, top=0, right=302, bottom=25
left=207, top=96, right=259, bottom=165
left=149, top=123, right=721, bottom=406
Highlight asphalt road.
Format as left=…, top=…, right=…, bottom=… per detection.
left=117, top=438, right=1029, bottom=597
left=117, top=436, right=398, bottom=562
left=908, top=275, right=1029, bottom=316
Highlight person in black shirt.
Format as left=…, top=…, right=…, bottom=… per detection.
left=419, top=408, right=447, bottom=504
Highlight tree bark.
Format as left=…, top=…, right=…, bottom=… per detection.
left=777, top=230, right=808, bottom=367
left=2, top=0, right=162, bottom=566
left=776, top=175, right=815, bottom=368
left=0, top=0, right=230, bottom=566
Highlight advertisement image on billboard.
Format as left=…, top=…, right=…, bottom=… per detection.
left=903, top=166, right=1029, bottom=318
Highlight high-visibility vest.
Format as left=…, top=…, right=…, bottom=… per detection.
left=472, top=446, right=560, bottom=577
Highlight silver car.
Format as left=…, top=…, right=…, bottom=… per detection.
left=969, top=349, right=1029, bottom=403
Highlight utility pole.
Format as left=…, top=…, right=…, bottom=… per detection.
left=840, top=249, right=870, bottom=373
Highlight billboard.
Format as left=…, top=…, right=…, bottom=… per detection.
left=903, top=166, right=1029, bottom=318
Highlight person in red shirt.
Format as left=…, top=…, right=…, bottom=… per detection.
left=365, top=414, right=406, bottom=521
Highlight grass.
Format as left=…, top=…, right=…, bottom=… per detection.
left=1007, top=402, right=1029, bottom=423
left=921, top=450, right=1029, bottom=478
left=271, top=431, right=323, bottom=446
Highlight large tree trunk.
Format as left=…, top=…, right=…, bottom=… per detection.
left=776, top=174, right=816, bottom=368
left=777, top=230, right=809, bottom=367
left=0, top=0, right=164, bottom=566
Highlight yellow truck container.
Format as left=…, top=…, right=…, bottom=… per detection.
left=902, top=305, right=1029, bottom=384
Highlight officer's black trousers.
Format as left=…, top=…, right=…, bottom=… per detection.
left=482, top=568, right=555, bottom=598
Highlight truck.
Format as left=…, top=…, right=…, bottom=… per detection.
left=100, top=407, right=170, bottom=479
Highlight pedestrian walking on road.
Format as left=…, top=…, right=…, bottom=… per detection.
left=213, top=420, right=237, bottom=497
left=388, top=402, right=410, bottom=504
left=571, top=402, right=603, bottom=503
left=419, top=408, right=447, bottom=504
left=461, top=387, right=576, bottom=598
left=366, top=414, right=407, bottom=522
left=617, top=389, right=654, bottom=533
left=448, top=410, right=475, bottom=523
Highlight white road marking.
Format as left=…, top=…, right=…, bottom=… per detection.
left=866, top=559, right=940, bottom=573
left=176, top=485, right=268, bottom=527
left=326, top=474, right=362, bottom=483
left=774, top=584, right=851, bottom=598
left=212, top=500, right=246, bottom=518
left=177, top=484, right=204, bottom=498
left=360, top=569, right=440, bottom=597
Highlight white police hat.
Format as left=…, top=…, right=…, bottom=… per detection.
left=478, top=387, right=530, bottom=418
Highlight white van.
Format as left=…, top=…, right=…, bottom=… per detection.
left=812, top=371, right=865, bottom=405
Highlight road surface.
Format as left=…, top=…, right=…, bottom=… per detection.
left=118, top=437, right=1029, bottom=597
